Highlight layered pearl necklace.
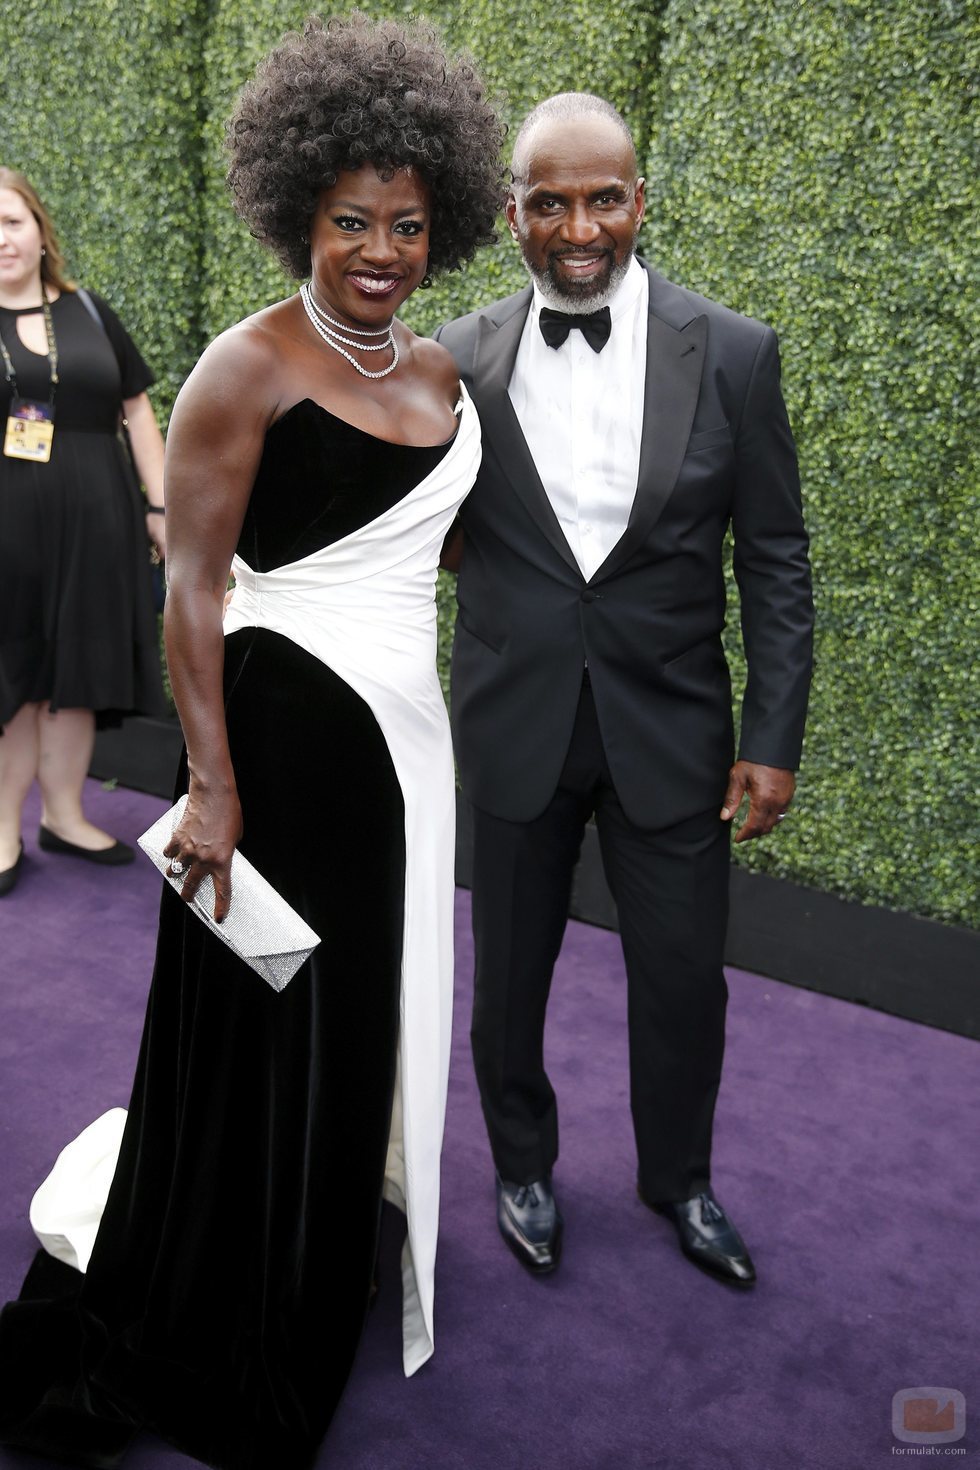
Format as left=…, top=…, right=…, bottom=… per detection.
left=300, top=283, right=399, bottom=379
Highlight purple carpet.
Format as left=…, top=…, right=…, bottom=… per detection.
left=1, top=780, right=977, bottom=1469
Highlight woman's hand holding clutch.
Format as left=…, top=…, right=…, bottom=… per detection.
left=162, top=786, right=243, bottom=923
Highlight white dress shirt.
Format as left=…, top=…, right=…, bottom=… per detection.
left=508, top=255, right=649, bottom=581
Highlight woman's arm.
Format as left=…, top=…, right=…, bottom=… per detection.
left=161, top=324, right=279, bottom=920
left=123, top=390, right=167, bottom=557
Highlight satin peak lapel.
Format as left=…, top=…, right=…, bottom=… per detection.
left=593, top=311, right=707, bottom=583
left=473, top=306, right=582, bottom=577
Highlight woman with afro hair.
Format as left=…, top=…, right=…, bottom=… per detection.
left=0, top=14, right=504, bottom=1469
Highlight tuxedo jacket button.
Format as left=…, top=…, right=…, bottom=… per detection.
left=581, top=588, right=599, bottom=603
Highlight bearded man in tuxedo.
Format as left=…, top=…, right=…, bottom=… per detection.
left=436, top=93, right=813, bottom=1284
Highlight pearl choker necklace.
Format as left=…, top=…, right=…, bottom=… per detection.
left=300, top=283, right=399, bottom=379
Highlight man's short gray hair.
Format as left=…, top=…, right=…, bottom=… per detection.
left=510, top=93, right=636, bottom=184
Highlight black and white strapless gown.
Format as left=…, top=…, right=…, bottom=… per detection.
left=0, top=388, right=481, bottom=1470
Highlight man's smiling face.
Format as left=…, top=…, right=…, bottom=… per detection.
left=505, top=114, right=644, bottom=311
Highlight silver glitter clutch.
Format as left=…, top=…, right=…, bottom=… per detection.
left=138, top=796, right=321, bottom=991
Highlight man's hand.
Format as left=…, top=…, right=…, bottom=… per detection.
left=720, top=761, right=795, bottom=843
left=440, top=519, right=464, bottom=572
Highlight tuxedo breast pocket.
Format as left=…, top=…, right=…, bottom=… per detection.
left=685, top=425, right=732, bottom=455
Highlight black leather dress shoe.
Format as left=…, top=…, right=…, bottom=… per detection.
left=39, top=825, right=134, bottom=865
left=0, top=841, right=24, bottom=897
left=640, top=1184, right=756, bottom=1286
left=496, top=1175, right=563, bottom=1275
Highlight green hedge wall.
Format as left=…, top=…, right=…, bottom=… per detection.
left=645, top=0, right=978, bottom=925
left=2, top=1, right=976, bottom=927
left=2, top=0, right=209, bottom=415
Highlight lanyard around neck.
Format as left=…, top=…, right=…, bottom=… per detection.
left=0, top=284, right=59, bottom=407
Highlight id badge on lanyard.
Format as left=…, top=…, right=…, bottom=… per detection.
left=5, top=397, right=55, bottom=461
left=1, top=287, right=58, bottom=463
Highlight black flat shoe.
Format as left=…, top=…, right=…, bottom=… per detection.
left=38, top=825, right=134, bottom=865
left=639, top=1184, right=756, bottom=1286
left=0, top=841, right=24, bottom=896
left=496, top=1174, right=563, bottom=1275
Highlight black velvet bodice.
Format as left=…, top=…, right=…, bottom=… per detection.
left=236, top=399, right=453, bottom=572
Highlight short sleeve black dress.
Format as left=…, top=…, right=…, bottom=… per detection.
left=0, top=289, right=166, bottom=727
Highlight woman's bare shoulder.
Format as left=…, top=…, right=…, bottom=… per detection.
left=176, top=297, right=302, bottom=413
left=405, top=331, right=462, bottom=401
left=200, top=298, right=299, bottom=373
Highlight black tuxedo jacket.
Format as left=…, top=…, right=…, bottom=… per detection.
left=435, top=265, right=813, bottom=829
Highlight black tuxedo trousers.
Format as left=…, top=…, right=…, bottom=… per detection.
left=469, top=675, right=729, bottom=1201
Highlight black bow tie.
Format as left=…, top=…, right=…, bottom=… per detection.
left=539, top=306, right=612, bottom=353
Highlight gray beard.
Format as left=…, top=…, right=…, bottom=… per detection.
left=521, top=247, right=634, bottom=314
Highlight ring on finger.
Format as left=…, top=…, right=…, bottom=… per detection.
left=169, top=857, right=186, bottom=875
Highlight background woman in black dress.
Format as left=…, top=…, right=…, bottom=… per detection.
left=0, top=169, right=166, bottom=895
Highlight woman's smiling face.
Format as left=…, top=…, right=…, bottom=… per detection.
left=0, top=188, right=44, bottom=298
left=307, top=165, right=431, bottom=329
